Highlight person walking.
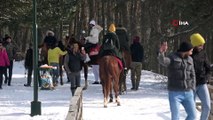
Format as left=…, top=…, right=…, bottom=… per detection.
left=0, top=41, right=10, bottom=89
left=64, top=42, right=86, bottom=96
left=158, top=41, right=196, bottom=120
left=3, top=35, right=16, bottom=86
left=24, top=43, right=33, bottom=87
left=190, top=33, right=211, bottom=120
left=130, top=36, right=144, bottom=90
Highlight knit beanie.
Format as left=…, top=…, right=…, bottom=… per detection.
left=190, top=33, right=205, bottom=47
left=178, top=41, right=193, bottom=52
left=109, top=24, right=116, bottom=32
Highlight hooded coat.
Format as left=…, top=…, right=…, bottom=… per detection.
left=85, top=25, right=103, bottom=44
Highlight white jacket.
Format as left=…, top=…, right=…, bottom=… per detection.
left=85, top=25, right=103, bottom=44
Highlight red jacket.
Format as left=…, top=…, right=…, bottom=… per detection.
left=0, top=48, right=10, bottom=67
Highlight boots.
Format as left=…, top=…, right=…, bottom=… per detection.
left=135, top=80, right=140, bottom=90
left=131, top=79, right=136, bottom=90
left=71, top=87, right=76, bottom=96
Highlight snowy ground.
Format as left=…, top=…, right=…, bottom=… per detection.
left=0, top=61, right=200, bottom=120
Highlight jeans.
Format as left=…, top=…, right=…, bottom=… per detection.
left=195, top=84, right=211, bottom=120
left=168, top=90, right=196, bottom=120
left=50, top=63, right=59, bottom=84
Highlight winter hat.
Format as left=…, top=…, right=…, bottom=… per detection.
left=89, top=20, right=96, bottom=25
left=109, top=24, right=116, bottom=32
left=190, top=33, right=205, bottom=47
left=178, top=41, right=193, bottom=52
left=133, top=36, right=140, bottom=43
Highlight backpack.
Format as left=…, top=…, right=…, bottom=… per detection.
left=102, top=36, right=115, bottom=50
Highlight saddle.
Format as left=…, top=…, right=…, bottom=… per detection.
left=115, top=57, right=123, bottom=70
left=89, top=44, right=101, bottom=56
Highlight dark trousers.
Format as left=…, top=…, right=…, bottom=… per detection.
left=0, top=67, right=6, bottom=88
left=84, top=43, right=97, bottom=53
left=68, top=72, right=81, bottom=96
left=26, top=66, right=33, bottom=85
left=4, top=60, right=13, bottom=85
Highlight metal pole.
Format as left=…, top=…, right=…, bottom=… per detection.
left=31, top=0, right=41, bottom=116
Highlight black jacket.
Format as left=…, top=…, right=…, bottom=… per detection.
left=116, top=27, right=130, bottom=51
left=130, top=42, right=144, bottom=63
left=64, top=50, right=85, bottom=72
left=191, top=49, right=211, bottom=86
left=24, top=48, right=33, bottom=68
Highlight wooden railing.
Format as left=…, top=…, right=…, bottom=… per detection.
left=66, top=87, right=83, bottom=120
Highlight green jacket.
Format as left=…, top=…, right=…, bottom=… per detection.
left=99, top=32, right=122, bottom=59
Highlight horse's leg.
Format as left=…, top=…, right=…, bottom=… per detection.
left=123, top=71, right=128, bottom=94
left=103, top=84, right=108, bottom=108
left=104, top=77, right=110, bottom=108
left=109, top=82, right=113, bottom=103
left=83, top=63, right=88, bottom=90
left=114, top=78, right=121, bottom=106
left=119, top=71, right=125, bottom=95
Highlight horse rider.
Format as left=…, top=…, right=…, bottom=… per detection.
left=99, top=23, right=125, bottom=69
left=84, top=20, right=103, bottom=54
left=116, top=24, right=130, bottom=52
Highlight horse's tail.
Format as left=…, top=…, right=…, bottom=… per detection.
left=101, top=56, right=112, bottom=99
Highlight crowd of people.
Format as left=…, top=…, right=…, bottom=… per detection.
left=0, top=20, right=212, bottom=120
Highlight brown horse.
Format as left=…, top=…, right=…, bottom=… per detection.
left=119, top=49, right=132, bottom=94
left=99, top=55, right=122, bottom=108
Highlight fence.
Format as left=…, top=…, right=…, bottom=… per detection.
left=66, top=87, right=83, bottom=120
